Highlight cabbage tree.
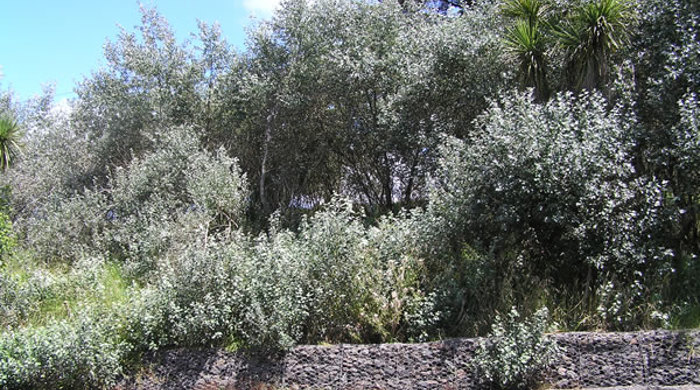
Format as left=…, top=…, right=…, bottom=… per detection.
left=554, top=0, right=636, bottom=93
left=0, top=115, right=22, bottom=171
left=503, top=0, right=550, bottom=101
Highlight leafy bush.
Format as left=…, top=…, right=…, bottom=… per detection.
left=0, top=307, right=128, bottom=390
left=658, top=93, right=700, bottom=311
left=3, top=120, right=97, bottom=219
left=0, top=255, right=130, bottom=330
left=0, top=211, right=15, bottom=263
left=362, top=211, right=443, bottom=342
left=474, top=307, right=561, bottom=390
left=23, top=191, right=108, bottom=263
left=3, top=1, right=700, bottom=387
left=634, top=0, right=700, bottom=128
left=672, top=93, right=700, bottom=193
left=18, top=127, right=248, bottom=270
left=663, top=93, right=700, bottom=250
left=124, top=235, right=253, bottom=350
left=126, top=197, right=438, bottom=351
left=291, top=199, right=438, bottom=344
left=103, top=128, right=248, bottom=274
left=429, top=90, right=668, bottom=287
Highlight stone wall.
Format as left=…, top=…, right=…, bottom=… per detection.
left=120, top=330, right=700, bottom=390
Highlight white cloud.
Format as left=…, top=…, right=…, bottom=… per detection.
left=0, top=65, right=4, bottom=82
left=243, top=0, right=282, bottom=17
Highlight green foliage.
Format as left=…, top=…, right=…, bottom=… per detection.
left=502, top=0, right=550, bottom=101
left=632, top=0, right=700, bottom=278
left=666, top=93, right=700, bottom=253
left=124, top=238, right=251, bottom=350
left=505, top=19, right=550, bottom=101
left=1, top=0, right=699, bottom=387
left=553, top=0, right=636, bottom=92
left=415, top=1, right=508, bottom=139
left=474, top=307, right=561, bottom=390
left=0, top=255, right=131, bottom=330
left=74, top=7, right=200, bottom=171
left=0, top=211, right=15, bottom=262
left=125, top=197, right=438, bottom=352
left=2, top=112, right=97, bottom=222
left=502, top=0, right=545, bottom=23
left=634, top=0, right=699, bottom=116
left=104, top=128, right=248, bottom=273
left=289, top=199, right=437, bottom=343
left=0, top=307, right=129, bottom=390
left=0, top=115, right=22, bottom=171
left=19, top=127, right=248, bottom=270
left=426, top=90, right=672, bottom=331
left=432, top=90, right=666, bottom=278
left=223, top=0, right=509, bottom=220
left=671, top=302, right=700, bottom=329
left=24, top=190, right=108, bottom=264
left=500, top=0, right=637, bottom=98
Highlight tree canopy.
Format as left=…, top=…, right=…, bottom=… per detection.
left=0, top=0, right=699, bottom=387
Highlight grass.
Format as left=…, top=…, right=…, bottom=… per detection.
left=1, top=251, right=133, bottom=328
left=670, top=303, right=700, bottom=330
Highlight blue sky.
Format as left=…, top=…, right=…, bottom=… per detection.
left=0, top=1, right=280, bottom=101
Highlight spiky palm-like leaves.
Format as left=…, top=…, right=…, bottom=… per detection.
left=554, top=0, right=635, bottom=92
left=0, top=115, right=23, bottom=171
left=503, top=0, right=550, bottom=101
left=502, top=0, right=544, bottom=26
left=505, top=19, right=550, bottom=101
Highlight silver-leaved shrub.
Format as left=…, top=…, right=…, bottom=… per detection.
left=126, top=197, right=439, bottom=351
left=429, top=90, right=668, bottom=287
left=18, top=126, right=248, bottom=272
left=0, top=306, right=128, bottom=389
left=474, top=307, right=560, bottom=390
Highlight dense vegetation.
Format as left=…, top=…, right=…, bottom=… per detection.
left=0, top=0, right=698, bottom=387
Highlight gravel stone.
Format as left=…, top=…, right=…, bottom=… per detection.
left=119, top=330, right=700, bottom=390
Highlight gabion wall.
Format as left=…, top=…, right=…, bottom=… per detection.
left=122, top=330, right=700, bottom=390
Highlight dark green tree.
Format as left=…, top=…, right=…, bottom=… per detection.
left=502, top=0, right=550, bottom=101
left=554, top=0, right=635, bottom=93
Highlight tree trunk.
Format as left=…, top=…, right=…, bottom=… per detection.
left=260, top=105, right=278, bottom=215
left=382, top=152, right=394, bottom=210
left=404, top=152, right=420, bottom=204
